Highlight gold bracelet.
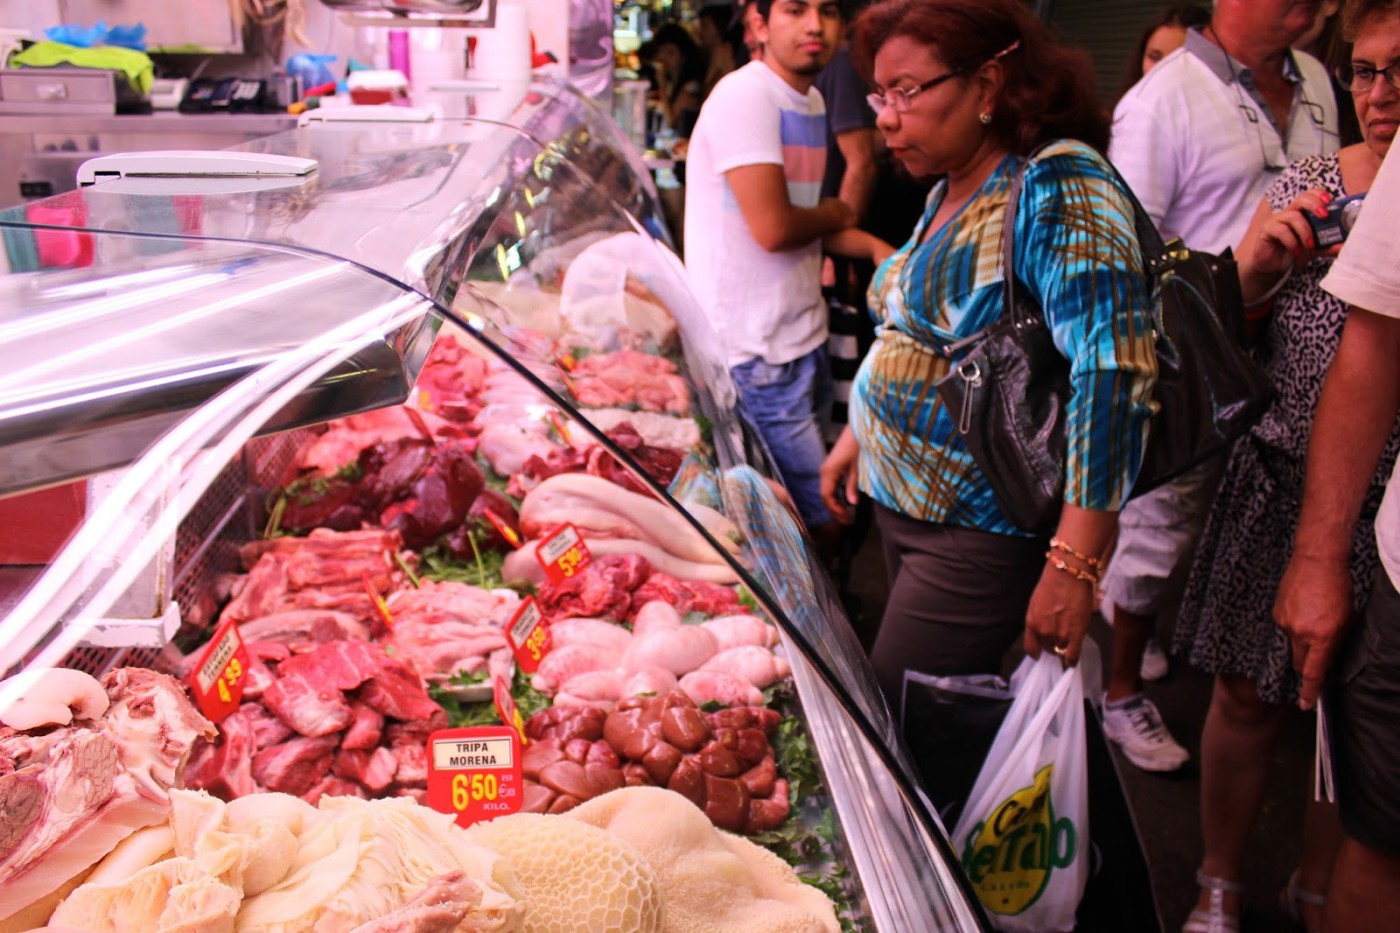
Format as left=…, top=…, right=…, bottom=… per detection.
left=1049, top=537, right=1100, bottom=568
left=1045, top=551, right=1099, bottom=584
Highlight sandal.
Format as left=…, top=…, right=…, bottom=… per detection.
left=1182, top=871, right=1245, bottom=933
left=1280, top=868, right=1326, bottom=932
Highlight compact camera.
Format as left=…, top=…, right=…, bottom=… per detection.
left=1307, top=193, right=1367, bottom=248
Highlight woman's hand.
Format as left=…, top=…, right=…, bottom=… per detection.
left=1025, top=504, right=1119, bottom=666
left=1237, top=188, right=1339, bottom=305
left=819, top=426, right=861, bottom=524
left=1024, top=560, right=1097, bottom=666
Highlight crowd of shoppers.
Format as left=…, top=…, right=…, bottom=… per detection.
left=672, top=0, right=1400, bottom=929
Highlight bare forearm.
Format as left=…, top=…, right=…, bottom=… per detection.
left=822, top=228, right=892, bottom=263
left=1294, top=308, right=1400, bottom=561
left=762, top=200, right=852, bottom=251
left=1052, top=503, right=1119, bottom=565
left=837, top=158, right=876, bottom=221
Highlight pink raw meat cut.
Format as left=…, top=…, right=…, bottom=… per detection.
left=631, top=574, right=740, bottom=617
left=620, top=625, right=719, bottom=677
left=678, top=671, right=764, bottom=708
left=700, top=615, right=780, bottom=650
left=260, top=677, right=353, bottom=738
left=301, top=775, right=370, bottom=805
left=0, top=670, right=215, bottom=923
left=622, top=667, right=679, bottom=697
left=277, top=640, right=384, bottom=692
left=332, top=746, right=398, bottom=793
left=699, top=646, right=790, bottom=688
left=536, top=554, right=652, bottom=621
left=240, top=658, right=275, bottom=701
left=554, top=671, right=625, bottom=709
left=392, top=744, right=429, bottom=785
left=358, top=657, right=443, bottom=722
left=547, top=618, right=634, bottom=655
left=184, top=709, right=259, bottom=800
left=532, top=644, right=623, bottom=695
left=297, top=405, right=471, bottom=475
left=238, top=611, right=371, bottom=646
left=341, top=703, right=385, bottom=750
left=631, top=601, right=681, bottom=637
left=241, top=704, right=294, bottom=750
left=251, top=735, right=339, bottom=797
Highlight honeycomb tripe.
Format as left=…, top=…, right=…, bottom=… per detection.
left=465, top=813, right=664, bottom=933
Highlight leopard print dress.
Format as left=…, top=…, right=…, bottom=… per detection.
left=1173, top=152, right=1400, bottom=706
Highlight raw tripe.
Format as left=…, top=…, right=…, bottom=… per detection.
left=464, top=813, right=664, bottom=933
left=566, top=786, right=839, bottom=933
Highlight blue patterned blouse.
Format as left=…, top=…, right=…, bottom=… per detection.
left=850, top=140, right=1158, bottom=535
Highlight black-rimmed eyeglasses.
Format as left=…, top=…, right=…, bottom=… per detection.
left=865, top=68, right=964, bottom=116
left=1336, top=61, right=1400, bottom=94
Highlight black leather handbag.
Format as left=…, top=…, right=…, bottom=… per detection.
left=933, top=154, right=1272, bottom=533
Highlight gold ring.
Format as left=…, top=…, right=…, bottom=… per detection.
left=1051, top=645, right=1067, bottom=657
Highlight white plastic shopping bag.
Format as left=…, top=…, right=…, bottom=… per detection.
left=951, top=652, right=1089, bottom=932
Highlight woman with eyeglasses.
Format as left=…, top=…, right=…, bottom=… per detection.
left=1172, top=2, right=1400, bottom=930
left=817, top=0, right=1156, bottom=699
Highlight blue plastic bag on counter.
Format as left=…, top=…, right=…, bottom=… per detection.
left=286, top=53, right=338, bottom=91
left=45, top=21, right=147, bottom=51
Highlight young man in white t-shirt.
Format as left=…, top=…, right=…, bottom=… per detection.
left=1275, top=142, right=1400, bottom=929
left=684, top=0, right=885, bottom=553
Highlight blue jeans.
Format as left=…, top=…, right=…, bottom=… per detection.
left=731, top=346, right=834, bottom=528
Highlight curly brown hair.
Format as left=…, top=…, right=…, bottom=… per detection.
left=1342, top=0, right=1400, bottom=39
left=850, top=0, right=1109, bottom=156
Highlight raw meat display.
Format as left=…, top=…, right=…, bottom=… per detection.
left=564, top=787, right=840, bottom=933
left=44, top=789, right=525, bottom=933
left=518, top=473, right=739, bottom=563
left=463, top=813, right=664, bottom=933
left=221, top=529, right=409, bottom=627
left=506, top=422, right=684, bottom=498
left=566, top=349, right=692, bottom=414
left=0, top=668, right=215, bottom=926
left=297, top=406, right=474, bottom=477
left=183, top=639, right=445, bottom=804
left=384, top=580, right=520, bottom=684
left=520, top=693, right=790, bottom=834
left=503, top=536, right=741, bottom=588
left=476, top=789, right=845, bottom=933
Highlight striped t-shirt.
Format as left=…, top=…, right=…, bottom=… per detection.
left=850, top=141, right=1158, bottom=535
left=685, top=61, right=829, bottom=367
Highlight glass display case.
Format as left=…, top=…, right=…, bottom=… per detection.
left=0, top=81, right=985, bottom=931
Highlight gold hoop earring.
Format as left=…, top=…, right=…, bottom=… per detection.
left=979, top=111, right=992, bottom=125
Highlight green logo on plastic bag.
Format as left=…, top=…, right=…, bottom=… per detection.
left=960, top=763, right=1078, bottom=915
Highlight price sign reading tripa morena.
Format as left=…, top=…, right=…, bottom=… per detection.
left=189, top=618, right=250, bottom=723
left=426, top=726, right=523, bottom=827
left=504, top=596, right=551, bottom=674
left=536, top=522, right=591, bottom=585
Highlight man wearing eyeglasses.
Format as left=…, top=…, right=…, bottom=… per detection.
left=1095, top=0, right=1342, bottom=777
left=684, top=0, right=889, bottom=556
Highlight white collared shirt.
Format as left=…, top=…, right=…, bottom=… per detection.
left=1109, top=28, right=1339, bottom=254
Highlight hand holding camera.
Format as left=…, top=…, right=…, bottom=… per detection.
left=1305, top=193, right=1367, bottom=248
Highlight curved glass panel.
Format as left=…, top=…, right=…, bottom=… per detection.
left=0, top=88, right=985, bottom=931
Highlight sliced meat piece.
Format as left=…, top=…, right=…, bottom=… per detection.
left=251, top=735, right=338, bottom=798
left=678, top=671, right=764, bottom=709
left=699, top=646, right=791, bottom=689
left=341, top=703, right=385, bottom=750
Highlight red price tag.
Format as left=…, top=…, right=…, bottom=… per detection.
left=504, top=597, right=551, bottom=673
left=493, top=674, right=528, bottom=744
left=536, top=522, right=591, bottom=585
left=364, top=570, right=394, bottom=631
left=426, top=726, right=523, bottom=828
left=190, top=618, right=250, bottom=723
left=483, top=507, right=522, bottom=549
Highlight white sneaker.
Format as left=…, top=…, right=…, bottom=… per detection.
left=1140, top=637, right=1169, bottom=682
left=1102, top=694, right=1189, bottom=773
